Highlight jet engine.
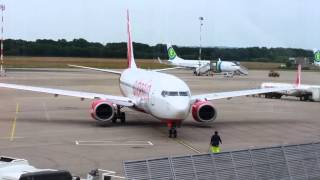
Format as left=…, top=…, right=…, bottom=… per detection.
left=192, top=100, right=217, bottom=122
left=91, top=100, right=116, bottom=122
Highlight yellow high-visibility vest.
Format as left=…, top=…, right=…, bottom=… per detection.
left=211, top=146, right=220, bottom=153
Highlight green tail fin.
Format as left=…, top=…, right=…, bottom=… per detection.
left=167, top=44, right=177, bottom=61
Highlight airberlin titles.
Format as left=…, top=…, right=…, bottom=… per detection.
left=133, top=80, right=152, bottom=99
left=120, top=80, right=152, bottom=100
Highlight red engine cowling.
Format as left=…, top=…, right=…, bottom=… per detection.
left=91, top=100, right=115, bottom=122
left=192, top=100, right=217, bottom=122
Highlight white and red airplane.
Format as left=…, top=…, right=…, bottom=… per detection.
left=0, top=11, right=294, bottom=138
left=261, top=65, right=320, bottom=101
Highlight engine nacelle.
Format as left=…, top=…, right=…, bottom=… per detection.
left=91, top=100, right=115, bottom=122
left=192, top=100, right=217, bottom=122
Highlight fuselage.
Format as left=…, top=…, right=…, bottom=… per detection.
left=168, top=58, right=241, bottom=73
left=215, top=60, right=241, bottom=73
left=119, top=68, right=191, bottom=121
left=168, top=58, right=209, bottom=69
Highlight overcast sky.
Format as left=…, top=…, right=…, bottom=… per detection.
left=3, top=0, right=320, bottom=49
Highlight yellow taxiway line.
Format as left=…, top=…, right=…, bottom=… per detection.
left=10, top=103, right=19, bottom=141
left=174, top=138, right=202, bottom=154
left=154, top=127, right=202, bottom=154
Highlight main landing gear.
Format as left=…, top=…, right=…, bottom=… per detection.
left=112, top=105, right=126, bottom=124
left=167, top=121, right=179, bottom=138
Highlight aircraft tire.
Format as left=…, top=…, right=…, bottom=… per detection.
left=112, top=117, right=117, bottom=123
left=120, top=112, right=126, bottom=123
left=173, top=129, right=177, bottom=138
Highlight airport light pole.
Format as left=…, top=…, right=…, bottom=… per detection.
left=199, top=16, right=204, bottom=60
left=0, top=4, right=5, bottom=77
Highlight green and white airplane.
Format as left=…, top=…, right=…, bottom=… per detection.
left=159, top=44, right=248, bottom=76
left=314, top=50, right=320, bottom=67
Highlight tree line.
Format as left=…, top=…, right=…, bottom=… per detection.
left=5, top=38, right=313, bottom=63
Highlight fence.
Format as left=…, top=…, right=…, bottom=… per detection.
left=124, top=142, right=320, bottom=180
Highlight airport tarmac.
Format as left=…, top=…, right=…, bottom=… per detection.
left=0, top=69, right=319, bottom=177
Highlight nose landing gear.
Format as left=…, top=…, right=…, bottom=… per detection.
left=167, top=121, right=179, bottom=138
left=169, top=128, right=177, bottom=138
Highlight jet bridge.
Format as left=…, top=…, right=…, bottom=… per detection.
left=194, top=62, right=212, bottom=76
left=236, top=65, right=249, bottom=75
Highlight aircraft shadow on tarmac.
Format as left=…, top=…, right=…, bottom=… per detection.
left=8, top=116, right=310, bottom=129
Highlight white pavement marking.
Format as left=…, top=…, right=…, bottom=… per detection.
left=0, top=136, right=24, bottom=140
left=42, top=102, right=50, bottom=121
left=75, top=140, right=154, bottom=146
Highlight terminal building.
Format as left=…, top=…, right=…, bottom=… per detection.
left=288, top=57, right=310, bottom=68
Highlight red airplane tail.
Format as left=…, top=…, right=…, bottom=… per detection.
left=295, top=64, right=301, bottom=87
left=126, top=10, right=137, bottom=69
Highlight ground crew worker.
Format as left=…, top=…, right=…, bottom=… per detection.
left=210, top=131, right=222, bottom=153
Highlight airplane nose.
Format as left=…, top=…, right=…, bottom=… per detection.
left=168, top=99, right=190, bottom=119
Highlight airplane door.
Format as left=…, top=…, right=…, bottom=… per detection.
left=150, top=91, right=156, bottom=106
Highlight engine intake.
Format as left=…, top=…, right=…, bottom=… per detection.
left=192, top=100, right=217, bottom=122
left=91, top=100, right=115, bottom=122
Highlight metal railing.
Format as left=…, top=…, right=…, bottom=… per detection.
left=124, top=142, right=320, bottom=180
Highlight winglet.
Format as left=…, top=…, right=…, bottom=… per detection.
left=127, top=10, right=137, bottom=69
left=295, top=64, right=301, bottom=87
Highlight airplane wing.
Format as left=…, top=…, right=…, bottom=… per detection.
left=154, top=57, right=188, bottom=72
left=158, top=57, right=198, bottom=69
left=191, top=87, right=296, bottom=102
left=68, top=64, right=122, bottom=75
left=0, top=83, right=134, bottom=107
left=153, top=67, right=185, bottom=72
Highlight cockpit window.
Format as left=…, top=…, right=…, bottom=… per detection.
left=161, top=91, right=189, bottom=97
left=161, top=91, right=168, bottom=97
left=179, top=91, right=189, bottom=96
left=168, top=91, right=179, bottom=96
